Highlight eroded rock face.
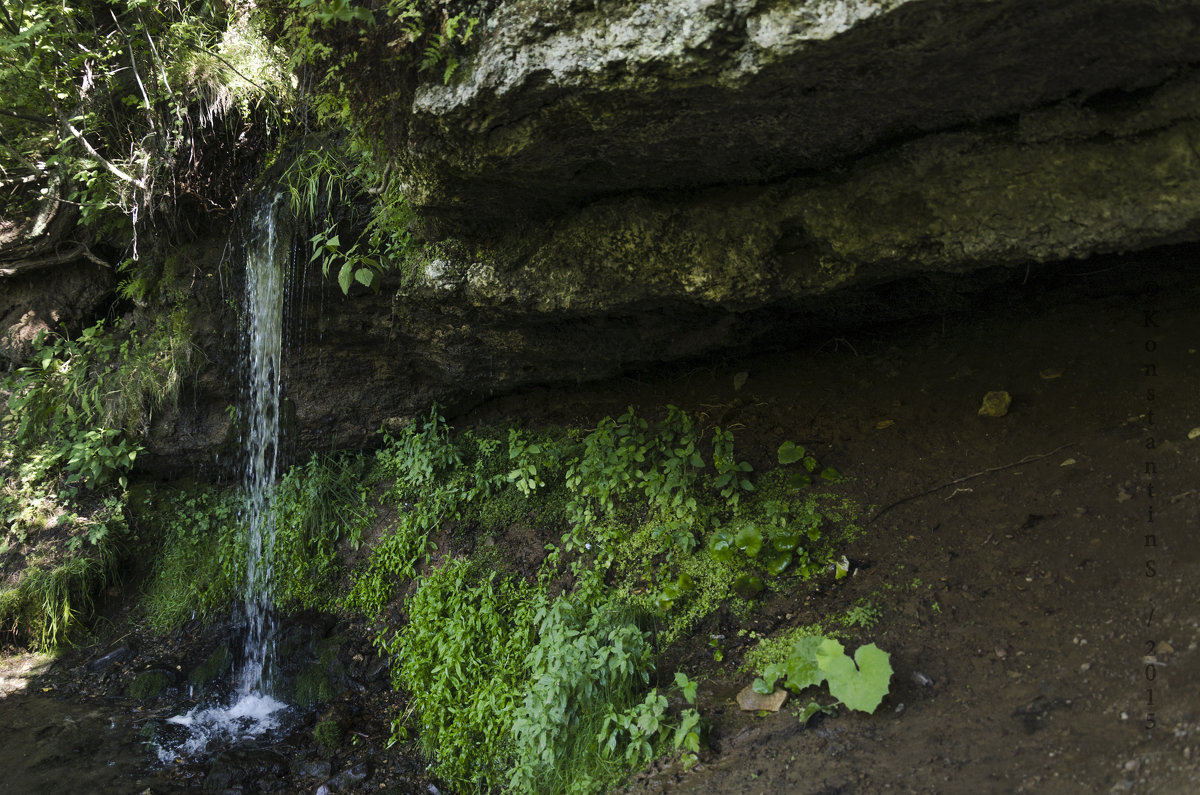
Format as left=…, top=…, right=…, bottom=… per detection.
left=134, top=0, right=1200, bottom=468
left=0, top=264, right=114, bottom=366
left=403, top=0, right=1200, bottom=232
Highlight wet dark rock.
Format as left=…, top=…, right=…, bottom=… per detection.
left=315, top=761, right=372, bottom=794
left=127, top=668, right=174, bottom=700
left=87, top=643, right=136, bottom=673
left=292, top=758, right=334, bottom=780
left=365, top=656, right=389, bottom=683
left=204, top=746, right=288, bottom=791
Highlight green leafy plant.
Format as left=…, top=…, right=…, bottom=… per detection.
left=777, top=440, right=841, bottom=488
left=506, top=429, right=547, bottom=497
left=380, top=556, right=543, bottom=790
left=840, top=599, right=881, bottom=629
left=138, top=485, right=245, bottom=631
left=509, top=572, right=703, bottom=793
left=711, top=427, right=754, bottom=510
left=753, top=635, right=893, bottom=722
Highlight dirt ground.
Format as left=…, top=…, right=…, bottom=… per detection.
left=470, top=254, right=1199, bottom=794
left=0, top=253, right=1196, bottom=794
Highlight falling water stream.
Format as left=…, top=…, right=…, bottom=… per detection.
left=160, top=197, right=290, bottom=756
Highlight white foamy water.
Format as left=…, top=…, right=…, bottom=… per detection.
left=158, top=693, right=289, bottom=761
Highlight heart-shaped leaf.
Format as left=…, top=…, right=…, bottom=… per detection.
left=778, top=441, right=806, bottom=465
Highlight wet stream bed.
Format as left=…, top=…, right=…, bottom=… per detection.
left=0, top=614, right=439, bottom=794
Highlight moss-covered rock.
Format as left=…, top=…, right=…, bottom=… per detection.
left=127, top=669, right=172, bottom=700
left=188, top=644, right=233, bottom=691
left=292, top=635, right=347, bottom=708
left=313, top=719, right=344, bottom=757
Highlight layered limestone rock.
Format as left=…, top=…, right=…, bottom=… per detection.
left=185, top=0, right=1200, bottom=466
left=11, top=0, right=1200, bottom=470
left=402, top=0, right=1200, bottom=233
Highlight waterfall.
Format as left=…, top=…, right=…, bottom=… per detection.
left=238, top=196, right=286, bottom=696
left=160, top=196, right=290, bottom=757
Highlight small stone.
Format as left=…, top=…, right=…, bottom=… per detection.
left=1188, top=428, right=1200, bottom=440
left=316, top=761, right=372, bottom=795
left=1155, top=640, right=1175, bottom=656
left=1039, top=368, right=1063, bottom=379
left=978, top=391, right=1012, bottom=417
left=292, top=759, right=333, bottom=780
left=88, top=644, right=136, bottom=673
left=876, top=419, right=894, bottom=429
left=733, top=371, right=749, bottom=391
left=736, top=684, right=788, bottom=712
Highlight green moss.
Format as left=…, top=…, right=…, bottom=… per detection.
left=313, top=720, right=344, bottom=756
left=295, top=668, right=336, bottom=708
left=294, top=638, right=344, bottom=708
left=188, top=644, right=233, bottom=688
left=128, top=669, right=171, bottom=700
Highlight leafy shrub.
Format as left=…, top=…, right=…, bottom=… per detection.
left=272, top=452, right=375, bottom=609
left=510, top=572, right=698, bottom=794
left=139, top=485, right=245, bottom=632
left=380, top=556, right=543, bottom=790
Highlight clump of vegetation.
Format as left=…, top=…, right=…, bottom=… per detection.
left=335, top=405, right=863, bottom=792
left=0, top=313, right=200, bottom=648
left=313, top=719, right=344, bottom=756
left=112, top=402, right=868, bottom=793
left=137, top=484, right=244, bottom=632
left=752, top=634, right=894, bottom=725
left=139, top=450, right=375, bottom=631
left=380, top=554, right=542, bottom=789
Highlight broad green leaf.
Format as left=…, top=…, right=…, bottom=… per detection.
left=795, top=700, right=827, bottom=725
left=733, top=523, right=762, bottom=557
left=707, top=529, right=735, bottom=563
left=773, top=529, right=801, bottom=552
left=337, top=262, right=353, bottom=294
left=764, top=550, right=792, bottom=575
left=783, top=635, right=827, bottom=691
left=778, top=441, right=805, bottom=465
left=818, top=640, right=893, bottom=714
left=354, top=267, right=375, bottom=287
left=788, top=472, right=813, bottom=489
left=834, top=555, right=851, bottom=580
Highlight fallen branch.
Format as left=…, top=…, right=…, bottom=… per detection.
left=867, top=443, right=1075, bottom=526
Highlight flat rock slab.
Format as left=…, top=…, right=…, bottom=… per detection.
left=736, top=684, right=788, bottom=712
